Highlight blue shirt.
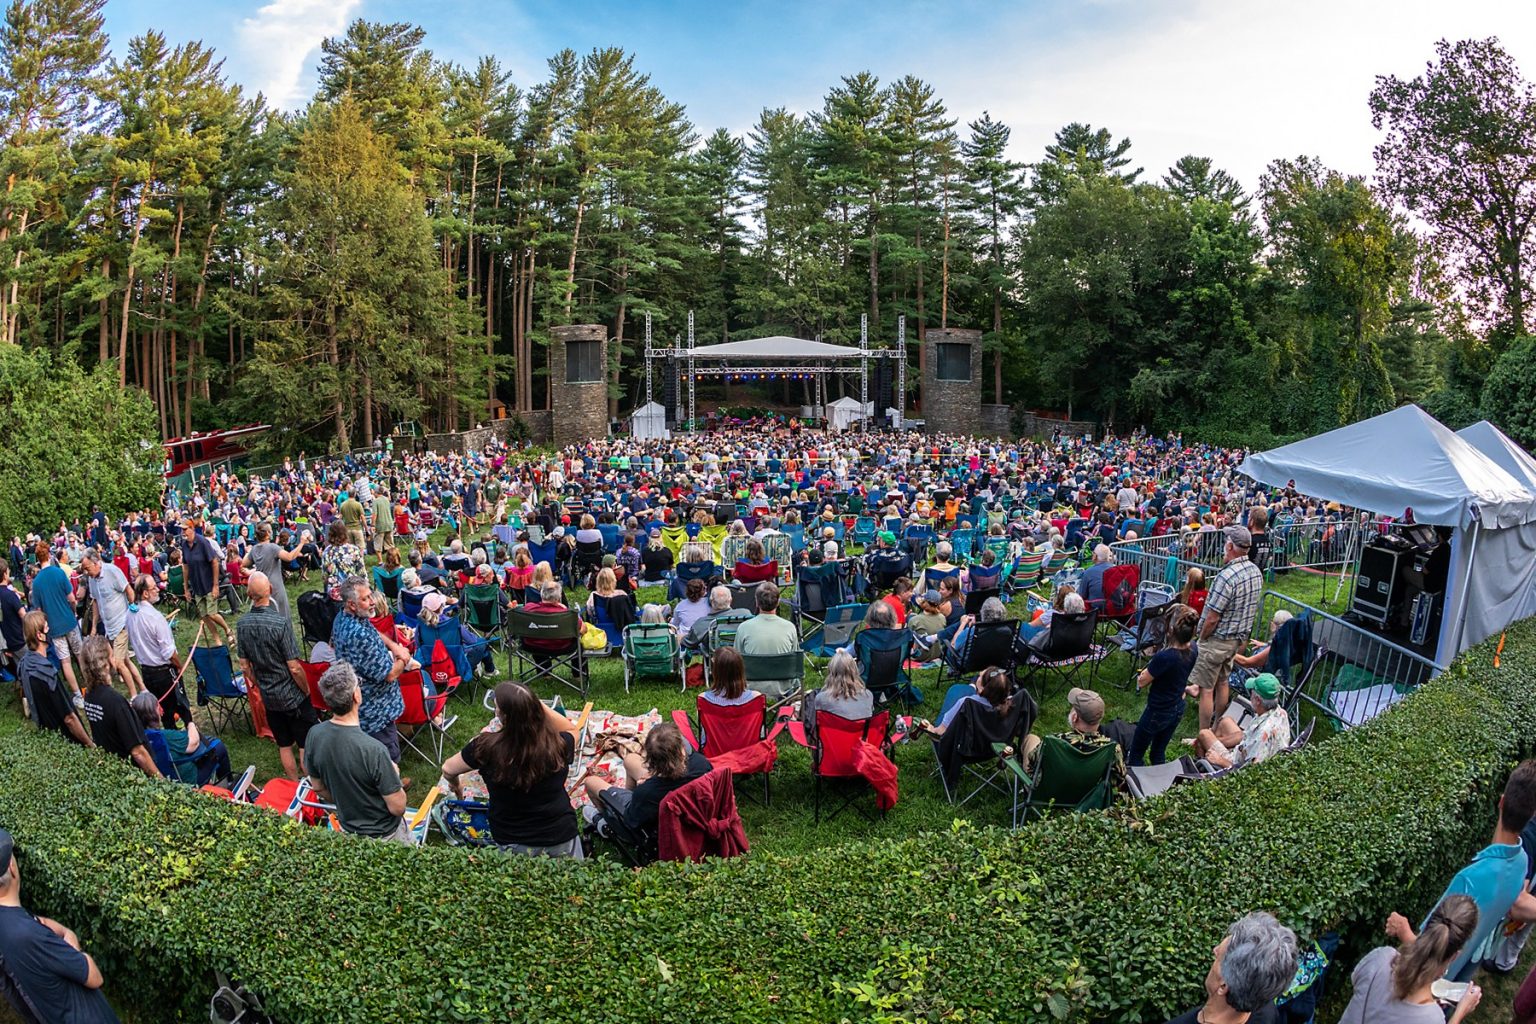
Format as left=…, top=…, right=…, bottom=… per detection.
left=0, top=905, right=119, bottom=1023
left=1424, top=840, right=1529, bottom=980
left=330, top=610, right=402, bottom=735
left=31, top=564, right=78, bottom=636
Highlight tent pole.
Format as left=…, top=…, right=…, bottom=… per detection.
left=1451, top=519, right=1481, bottom=660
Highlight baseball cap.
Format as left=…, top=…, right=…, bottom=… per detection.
left=1067, top=687, right=1106, bottom=724
left=1249, top=673, right=1281, bottom=700
left=422, top=592, right=449, bottom=616
left=1224, top=525, right=1253, bottom=550
left=0, top=826, right=13, bottom=870
left=921, top=589, right=941, bottom=605
left=877, top=530, right=897, bottom=545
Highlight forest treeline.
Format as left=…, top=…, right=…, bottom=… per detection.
left=3, top=3, right=1536, bottom=454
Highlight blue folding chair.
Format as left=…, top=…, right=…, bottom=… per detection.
left=949, top=529, right=976, bottom=564
left=852, top=516, right=877, bottom=549
left=598, top=523, right=622, bottom=553
left=588, top=594, right=631, bottom=653
left=416, top=617, right=478, bottom=692
left=145, top=729, right=232, bottom=785
left=668, top=560, right=719, bottom=601
left=783, top=523, right=807, bottom=554
left=801, top=603, right=866, bottom=659
left=192, top=644, right=249, bottom=734
left=855, top=627, right=920, bottom=708
left=526, top=538, right=558, bottom=569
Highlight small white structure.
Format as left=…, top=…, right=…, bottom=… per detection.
left=630, top=401, right=670, bottom=440
left=829, top=396, right=873, bottom=431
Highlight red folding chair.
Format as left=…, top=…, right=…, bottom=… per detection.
left=671, top=694, right=787, bottom=805
left=787, top=709, right=892, bottom=822
left=300, top=661, right=330, bottom=715
left=396, top=669, right=458, bottom=764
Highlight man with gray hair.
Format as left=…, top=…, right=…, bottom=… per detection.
left=0, top=826, right=117, bottom=1022
left=80, top=549, right=141, bottom=696
left=1161, top=911, right=1298, bottom=1024
left=684, top=584, right=749, bottom=653
left=302, top=663, right=410, bottom=843
left=1191, top=525, right=1265, bottom=730
left=1078, top=544, right=1115, bottom=607
left=329, top=576, right=411, bottom=767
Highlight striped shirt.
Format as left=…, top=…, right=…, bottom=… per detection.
left=1203, top=556, right=1263, bottom=640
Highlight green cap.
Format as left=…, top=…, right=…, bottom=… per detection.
left=877, top=530, right=897, bottom=545
left=1249, top=672, right=1281, bottom=700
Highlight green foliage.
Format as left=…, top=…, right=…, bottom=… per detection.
left=1481, top=334, right=1536, bottom=449
left=1, top=616, right=1533, bottom=1023
left=0, top=345, right=162, bottom=536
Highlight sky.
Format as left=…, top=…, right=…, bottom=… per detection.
left=102, top=0, right=1536, bottom=191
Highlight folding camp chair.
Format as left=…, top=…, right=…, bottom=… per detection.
left=668, top=559, right=719, bottom=601
left=702, top=616, right=747, bottom=686
left=949, top=529, right=976, bottom=564
left=432, top=798, right=498, bottom=847
left=1090, top=564, right=1141, bottom=629
left=902, top=525, right=935, bottom=564
left=964, top=587, right=1003, bottom=617
left=782, top=523, right=807, bottom=554
left=800, top=602, right=865, bottom=659
left=372, top=566, right=404, bottom=605
left=671, top=693, right=787, bottom=804
left=934, top=686, right=1038, bottom=805
left=300, top=660, right=331, bottom=715
left=795, top=562, right=848, bottom=636
left=145, top=729, right=233, bottom=786
left=698, top=524, right=729, bottom=563
left=721, top=536, right=749, bottom=576
left=415, top=618, right=477, bottom=695
left=571, top=540, right=605, bottom=587
left=192, top=644, right=250, bottom=733
left=1000, top=733, right=1119, bottom=826
left=526, top=538, right=558, bottom=569
left=1019, top=610, right=1106, bottom=698
left=508, top=607, right=587, bottom=697
left=1008, top=549, right=1046, bottom=594
left=396, top=669, right=458, bottom=764
left=855, top=627, right=919, bottom=709
left=298, top=590, right=340, bottom=651
left=462, top=582, right=506, bottom=650
left=787, top=709, right=892, bottom=822
left=588, top=593, right=633, bottom=654
left=660, top=525, right=690, bottom=561
left=622, top=622, right=682, bottom=691
left=852, top=516, right=877, bottom=549
left=937, top=619, right=1019, bottom=688
left=762, top=533, right=794, bottom=582
left=397, top=588, right=426, bottom=628
left=740, top=648, right=805, bottom=713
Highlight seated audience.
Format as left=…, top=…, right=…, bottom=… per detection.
left=583, top=721, right=710, bottom=840
left=732, top=537, right=778, bottom=584
left=441, top=681, right=582, bottom=858
left=918, top=665, right=1011, bottom=738
left=15, top=610, right=92, bottom=748
left=129, top=691, right=230, bottom=783
left=732, top=582, right=799, bottom=700
left=1020, top=686, right=1124, bottom=787
left=1078, top=544, right=1114, bottom=605
left=1189, top=672, right=1290, bottom=770
left=304, top=662, right=410, bottom=842
left=799, top=651, right=873, bottom=740
left=685, top=584, right=749, bottom=654
left=701, top=647, right=759, bottom=707
left=670, top=578, right=710, bottom=638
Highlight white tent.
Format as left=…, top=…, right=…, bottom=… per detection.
left=630, top=401, right=670, bottom=440
left=1237, top=405, right=1536, bottom=663
left=1451, top=421, right=1536, bottom=655
left=828, top=395, right=873, bottom=431
left=1457, top=420, right=1536, bottom=492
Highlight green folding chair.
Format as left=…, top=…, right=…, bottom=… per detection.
left=621, top=623, right=682, bottom=692
left=998, top=734, right=1118, bottom=827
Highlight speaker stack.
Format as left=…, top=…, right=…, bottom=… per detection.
left=1349, top=523, right=1449, bottom=646
left=662, top=356, right=679, bottom=423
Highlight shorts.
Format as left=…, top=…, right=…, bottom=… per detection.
left=50, top=627, right=82, bottom=662
left=109, top=630, right=132, bottom=664
left=184, top=593, right=213, bottom=620
left=1205, top=738, right=1236, bottom=765
left=347, top=528, right=365, bottom=549
left=1189, top=636, right=1244, bottom=691
left=366, top=724, right=401, bottom=764
left=267, top=703, right=319, bottom=749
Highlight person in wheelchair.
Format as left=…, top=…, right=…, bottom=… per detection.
left=582, top=722, right=710, bottom=846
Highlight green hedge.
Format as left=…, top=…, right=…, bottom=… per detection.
left=1, top=621, right=1533, bottom=1023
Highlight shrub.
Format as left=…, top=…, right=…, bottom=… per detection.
left=1482, top=334, right=1536, bottom=450
left=0, top=621, right=1532, bottom=1023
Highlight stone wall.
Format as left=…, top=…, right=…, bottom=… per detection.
left=1018, top=411, right=1096, bottom=439
left=422, top=419, right=519, bottom=455
left=550, top=324, right=609, bottom=447
left=978, top=404, right=1013, bottom=438
left=921, top=327, right=982, bottom=436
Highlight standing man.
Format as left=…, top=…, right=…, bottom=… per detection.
left=28, top=542, right=82, bottom=702
left=124, top=576, right=190, bottom=727
left=371, top=489, right=394, bottom=558
left=459, top=475, right=481, bottom=538
left=80, top=550, right=142, bottom=696
left=1190, top=525, right=1264, bottom=730
left=340, top=491, right=366, bottom=551
left=329, top=576, right=410, bottom=768
left=304, top=663, right=410, bottom=842
left=0, top=827, right=119, bottom=1023
left=178, top=521, right=230, bottom=649
left=15, top=612, right=93, bottom=748
left=236, top=572, right=315, bottom=781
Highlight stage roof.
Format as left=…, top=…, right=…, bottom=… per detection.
left=684, top=337, right=865, bottom=360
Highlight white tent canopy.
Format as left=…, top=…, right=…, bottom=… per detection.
left=629, top=401, right=669, bottom=440
left=1237, top=404, right=1536, bottom=529
left=828, top=395, right=873, bottom=431
left=1457, top=420, right=1536, bottom=493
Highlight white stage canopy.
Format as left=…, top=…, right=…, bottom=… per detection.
left=684, top=336, right=865, bottom=360
left=630, top=401, right=670, bottom=440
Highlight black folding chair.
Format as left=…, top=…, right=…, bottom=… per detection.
left=507, top=607, right=587, bottom=697
left=1019, top=610, right=1107, bottom=698
left=937, top=619, right=1019, bottom=688
left=934, top=686, right=1038, bottom=805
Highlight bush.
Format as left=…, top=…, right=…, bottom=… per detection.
left=1482, top=334, right=1536, bottom=450
left=1, top=621, right=1533, bottom=1023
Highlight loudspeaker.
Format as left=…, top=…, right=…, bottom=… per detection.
left=872, top=359, right=895, bottom=413
left=1352, top=541, right=1406, bottom=629
left=662, top=356, right=679, bottom=422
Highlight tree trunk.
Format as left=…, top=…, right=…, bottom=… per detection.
left=115, top=170, right=155, bottom=388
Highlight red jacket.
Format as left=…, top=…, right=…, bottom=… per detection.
left=657, top=768, right=749, bottom=863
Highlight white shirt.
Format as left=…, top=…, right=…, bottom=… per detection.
left=125, top=601, right=178, bottom=667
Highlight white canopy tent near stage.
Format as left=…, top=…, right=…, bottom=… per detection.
left=630, top=401, right=669, bottom=440
left=1239, top=405, right=1536, bottom=666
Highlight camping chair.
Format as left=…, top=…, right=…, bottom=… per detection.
left=795, top=562, right=849, bottom=636
left=396, top=669, right=459, bottom=764
left=461, top=583, right=506, bottom=650
left=144, top=729, right=233, bottom=786
left=800, top=602, right=866, bottom=659
left=433, top=799, right=497, bottom=847
left=721, top=536, right=749, bottom=575
left=588, top=593, right=634, bottom=654
left=163, top=563, right=188, bottom=609
left=300, top=660, right=331, bottom=715
left=855, top=627, right=918, bottom=710
left=740, top=648, right=805, bottom=713
left=1000, top=734, right=1119, bottom=827
left=597, top=522, right=621, bottom=553
left=397, top=588, right=426, bottom=628
left=621, top=622, right=682, bottom=691
left=963, top=587, right=1003, bottom=617
left=1019, top=610, right=1106, bottom=698
left=1008, top=549, right=1046, bottom=594
left=526, top=538, right=558, bottom=569
left=702, top=616, right=747, bottom=685
left=416, top=617, right=477, bottom=695
left=672, top=692, right=787, bottom=804
left=787, top=709, right=893, bottom=822
left=782, top=523, right=807, bottom=554
left=372, top=566, right=404, bottom=605
left=298, top=590, right=341, bottom=651
left=698, top=524, right=729, bottom=563
left=762, top=533, right=794, bottom=582
left=572, top=539, right=605, bottom=586
left=508, top=607, right=587, bottom=697
left=852, top=516, right=877, bottom=549
left=937, top=619, right=1019, bottom=688
left=949, top=529, right=976, bottom=564
left=903, top=524, right=935, bottom=563
left=660, top=525, right=690, bottom=561
left=934, top=686, right=1038, bottom=805
left=1090, top=564, right=1141, bottom=629
left=192, top=644, right=250, bottom=734
left=668, top=559, right=719, bottom=601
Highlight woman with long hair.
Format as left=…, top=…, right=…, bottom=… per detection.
left=918, top=666, right=1012, bottom=738
left=702, top=647, right=759, bottom=707
left=440, top=681, right=582, bottom=858
left=1129, top=604, right=1198, bottom=767
left=800, top=650, right=873, bottom=740
left=732, top=536, right=777, bottom=584
left=1341, top=894, right=1480, bottom=1023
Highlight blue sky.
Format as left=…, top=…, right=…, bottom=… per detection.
left=103, top=0, right=1536, bottom=191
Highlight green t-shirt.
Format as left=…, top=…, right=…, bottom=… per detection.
left=305, top=721, right=403, bottom=837
left=340, top=498, right=365, bottom=528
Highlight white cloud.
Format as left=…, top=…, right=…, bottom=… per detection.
left=237, top=0, right=363, bottom=110
left=925, top=0, right=1536, bottom=193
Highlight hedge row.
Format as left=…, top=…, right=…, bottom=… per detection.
left=0, top=620, right=1532, bottom=1023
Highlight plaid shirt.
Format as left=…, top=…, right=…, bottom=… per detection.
left=1204, top=556, right=1263, bottom=640
left=331, top=609, right=402, bottom=734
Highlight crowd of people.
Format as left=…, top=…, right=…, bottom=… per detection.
left=0, top=423, right=1528, bottom=1022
